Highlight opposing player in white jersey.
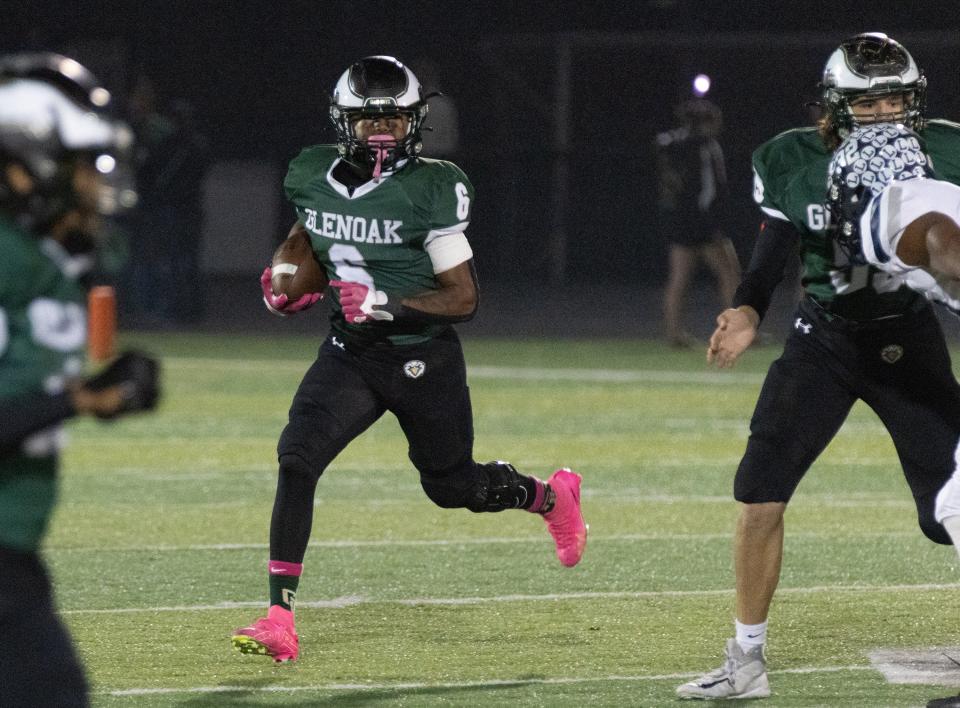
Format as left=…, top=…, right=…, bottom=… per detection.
left=828, top=122, right=960, bottom=563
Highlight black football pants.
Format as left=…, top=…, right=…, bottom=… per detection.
left=0, top=546, right=88, bottom=707
left=270, top=328, right=477, bottom=561
left=735, top=298, right=960, bottom=544
left=278, top=328, right=474, bottom=475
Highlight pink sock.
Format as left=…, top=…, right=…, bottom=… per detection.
left=268, top=560, right=303, bottom=576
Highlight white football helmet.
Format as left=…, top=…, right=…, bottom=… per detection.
left=329, top=56, right=429, bottom=171
left=821, top=33, right=926, bottom=138
left=0, top=52, right=136, bottom=233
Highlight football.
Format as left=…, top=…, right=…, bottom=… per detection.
left=270, top=229, right=328, bottom=301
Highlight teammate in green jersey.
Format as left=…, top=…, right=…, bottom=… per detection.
left=232, top=56, right=587, bottom=663
left=678, top=33, right=960, bottom=700
left=0, top=53, right=159, bottom=707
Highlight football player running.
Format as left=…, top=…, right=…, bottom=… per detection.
left=232, top=56, right=587, bottom=663
left=678, top=33, right=960, bottom=700
left=827, top=123, right=960, bottom=708
left=0, top=54, right=159, bottom=707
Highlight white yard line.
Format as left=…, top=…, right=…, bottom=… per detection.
left=60, top=581, right=960, bottom=616
left=467, top=365, right=764, bottom=386
left=45, top=529, right=915, bottom=554
left=100, top=664, right=879, bottom=696
left=166, top=356, right=767, bottom=386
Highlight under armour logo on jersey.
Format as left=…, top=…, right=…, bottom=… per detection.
left=403, top=360, right=426, bottom=379
left=794, top=317, right=813, bottom=334
left=881, top=344, right=904, bottom=363
left=331, top=336, right=345, bottom=350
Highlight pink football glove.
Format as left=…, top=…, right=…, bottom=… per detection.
left=329, top=280, right=394, bottom=323
left=260, top=267, right=322, bottom=317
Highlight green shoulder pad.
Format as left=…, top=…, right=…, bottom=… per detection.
left=751, top=127, right=826, bottom=217
left=284, top=145, right=338, bottom=202
left=923, top=119, right=960, bottom=186
left=411, top=158, right=475, bottom=232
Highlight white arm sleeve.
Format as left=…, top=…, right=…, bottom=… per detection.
left=424, top=231, right=473, bottom=274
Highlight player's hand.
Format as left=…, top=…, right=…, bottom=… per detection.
left=329, top=280, right=394, bottom=323
left=707, top=307, right=759, bottom=368
left=75, top=350, right=161, bottom=419
left=260, top=266, right=322, bottom=317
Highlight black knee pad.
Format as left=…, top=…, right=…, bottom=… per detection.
left=278, top=452, right=323, bottom=486
left=419, top=460, right=528, bottom=512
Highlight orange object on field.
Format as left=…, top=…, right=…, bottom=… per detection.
left=88, top=285, right=116, bottom=362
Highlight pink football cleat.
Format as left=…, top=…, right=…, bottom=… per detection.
left=232, top=606, right=299, bottom=662
left=543, top=468, right=588, bottom=567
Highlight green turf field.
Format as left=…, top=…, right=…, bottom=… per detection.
left=49, top=333, right=959, bottom=706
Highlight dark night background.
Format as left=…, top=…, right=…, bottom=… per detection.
left=5, top=0, right=960, bottom=336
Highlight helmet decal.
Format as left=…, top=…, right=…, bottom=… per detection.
left=346, top=58, right=409, bottom=106
left=840, top=33, right=911, bottom=82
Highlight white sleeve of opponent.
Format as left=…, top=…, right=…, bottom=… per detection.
left=424, top=229, right=473, bottom=274
left=858, top=178, right=960, bottom=313
left=859, top=179, right=960, bottom=274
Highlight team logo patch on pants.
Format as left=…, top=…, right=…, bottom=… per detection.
left=403, top=360, right=426, bottom=378
left=881, top=344, right=904, bottom=363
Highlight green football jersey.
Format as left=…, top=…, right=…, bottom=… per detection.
left=0, top=215, right=86, bottom=552
left=284, top=146, right=474, bottom=344
left=752, top=119, right=960, bottom=320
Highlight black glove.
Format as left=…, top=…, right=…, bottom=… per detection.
left=84, top=349, right=161, bottom=419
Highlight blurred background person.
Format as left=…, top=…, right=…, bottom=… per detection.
left=122, top=75, right=209, bottom=325
left=0, top=52, right=160, bottom=707
left=655, top=80, right=741, bottom=348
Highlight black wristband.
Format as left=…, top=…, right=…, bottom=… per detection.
left=389, top=301, right=476, bottom=325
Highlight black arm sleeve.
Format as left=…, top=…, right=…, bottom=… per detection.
left=384, top=260, right=480, bottom=325
left=0, top=391, right=75, bottom=457
left=732, top=217, right=800, bottom=323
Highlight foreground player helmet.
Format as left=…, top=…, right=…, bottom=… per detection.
left=826, top=122, right=934, bottom=263
left=329, top=56, right=428, bottom=171
left=821, top=33, right=927, bottom=139
left=0, top=52, right=136, bottom=234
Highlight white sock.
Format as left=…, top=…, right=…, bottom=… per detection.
left=943, top=514, right=960, bottom=562
left=735, top=619, right=767, bottom=652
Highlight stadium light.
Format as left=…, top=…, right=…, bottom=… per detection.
left=692, top=73, right=711, bottom=97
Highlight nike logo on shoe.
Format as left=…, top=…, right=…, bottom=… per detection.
left=699, top=678, right=732, bottom=689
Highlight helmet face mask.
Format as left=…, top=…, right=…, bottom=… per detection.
left=0, top=53, right=136, bottom=237
left=329, top=56, right=428, bottom=173
left=821, top=33, right=927, bottom=139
